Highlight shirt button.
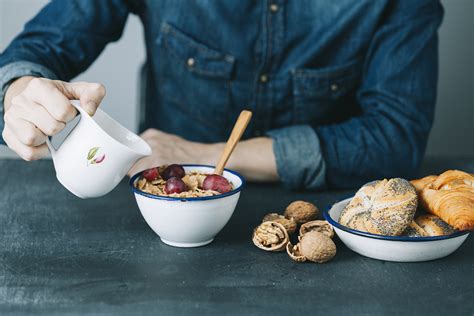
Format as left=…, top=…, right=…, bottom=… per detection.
left=270, top=4, right=279, bottom=12
left=260, top=74, right=269, bottom=83
left=330, top=83, right=339, bottom=91
left=187, top=58, right=195, bottom=67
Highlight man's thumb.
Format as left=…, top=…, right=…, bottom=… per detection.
left=61, top=81, right=106, bottom=116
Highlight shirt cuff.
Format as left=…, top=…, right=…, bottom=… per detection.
left=266, top=125, right=327, bottom=190
left=0, top=61, right=58, bottom=145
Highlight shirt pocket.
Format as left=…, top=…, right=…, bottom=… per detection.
left=291, top=57, right=362, bottom=125
left=158, top=22, right=235, bottom=127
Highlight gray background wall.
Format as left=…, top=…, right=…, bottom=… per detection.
left=0, top=0, right=473, bottom=159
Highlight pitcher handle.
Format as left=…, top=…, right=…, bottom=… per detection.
left=69, top=100, right=92, bottom=118
left=45, top=137, right=56, bottom=159
left=46, top=100, right=89, bottom=158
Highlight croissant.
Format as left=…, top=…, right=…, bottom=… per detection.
left=412, top=170, right=474, bottom=231
left=339, top=178, right=418, bottom=236
left=411, top=175, right=438, bottom=192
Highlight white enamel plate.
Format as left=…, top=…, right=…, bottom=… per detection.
left=323, top=198, right=470, bottom=262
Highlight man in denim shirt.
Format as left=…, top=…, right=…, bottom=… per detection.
left=0, top=0, right=443, bottom=189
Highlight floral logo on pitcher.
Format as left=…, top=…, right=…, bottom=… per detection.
left=86, top=147, right=106, bottom=166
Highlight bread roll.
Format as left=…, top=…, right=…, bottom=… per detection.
left=402, top=220, right=427, bottom=237
left=339, top=178, right=418, bottom=236
left=415, top=214, right=456, bottom=236
left=339, top=180, right=378, bottom=231
left=345, top=212, right=370, bottom=232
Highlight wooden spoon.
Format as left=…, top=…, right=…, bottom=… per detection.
left=214, top=110, right=253, bottom=175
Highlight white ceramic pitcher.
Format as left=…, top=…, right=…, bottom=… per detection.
left=46, top=100, right=151, bottom=198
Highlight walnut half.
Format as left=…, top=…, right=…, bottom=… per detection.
left=252, top=221, right=289, bottom=252
left=262, top=213, right=297, bottom=234
left=299, top=220, right=334, bottom=239
left=286, top=242, right=306, bottom=262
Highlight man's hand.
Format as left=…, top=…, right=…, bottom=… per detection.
left=2, top=76, right=105, bottom=161
left=127, top=129, right=220, bottom=176
left=129, top=128, right=279, bottom=182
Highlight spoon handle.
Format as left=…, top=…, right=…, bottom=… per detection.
left=214, top=110, right=253, bottom=175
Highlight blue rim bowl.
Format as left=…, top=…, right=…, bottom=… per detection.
left=323, top=198, right=470, bottom=242
left=129, top=164, right=246, bottom=202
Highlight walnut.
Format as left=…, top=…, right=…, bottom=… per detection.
left=286, top=242, right=306, bottom=262
left=252, top=221, right=289, bottom=252
left=262, top=213, right=297, bottom=234
left=299, top=231, right=336, bottom=263
left=299, top=220, right=334, bottom=239
left=284, top=201, right=318, bottom=225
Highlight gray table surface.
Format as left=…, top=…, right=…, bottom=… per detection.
left=0, top=157, right=473, bottom=315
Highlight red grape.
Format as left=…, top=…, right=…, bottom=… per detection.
left=142, top=167, right=159, bottom=181
left=202, top=174, right=232, bottom=193
left=165, top=177, right=188, bottom=194
left=161, top=164, right=185, bottom=180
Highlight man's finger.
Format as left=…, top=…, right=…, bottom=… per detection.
left=59, top=81, right=106, bottom=116
left=13, top=98, right=66, bottom=137
left=24, top=78, right=77, bottom=122
left=4, top=111, right=47, bottom=147
left=140, top=129, right=159, bottom=140
left=2, top=125, right=49, bottom=161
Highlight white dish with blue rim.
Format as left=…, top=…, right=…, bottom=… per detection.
left=130, top=165, right=244, bottom=248
left=323, top=198, right=470, bottom=262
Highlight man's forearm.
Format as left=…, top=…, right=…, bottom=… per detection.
left=127, top=129, right=280, bottom=182
left=221, top=137, right=279, bottom=182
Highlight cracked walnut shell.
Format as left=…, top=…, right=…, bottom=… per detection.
left=299, top=231, right=336, bottom=263
left=262, top=213, right=297, bottom=234
left=252, top=221, right=289, bottom=252
left=299, top=220, right=334, bottom=239
left=284, top=201, right=318, bottom=224
left=286, top=242, right=306, bottom=262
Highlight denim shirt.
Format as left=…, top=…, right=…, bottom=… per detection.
left=0, top=0, right=443, bottom=189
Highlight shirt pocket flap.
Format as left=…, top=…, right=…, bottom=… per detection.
left=292, top=57, right=362, bottom=98
left=161, top=22, right=235, bottom=79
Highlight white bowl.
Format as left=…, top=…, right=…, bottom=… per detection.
left=323, top=198, right=470, bottom=262
left=130, top=165, right=244, bottom=248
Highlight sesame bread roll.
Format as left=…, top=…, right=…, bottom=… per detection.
left=339, top=178, right=418, bottom=236
left=414, top=214, right=456, bottom=236
left=402, top=220, right=428, bottom=237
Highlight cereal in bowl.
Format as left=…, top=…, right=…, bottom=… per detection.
left=135, top=164, right=234, bottom=198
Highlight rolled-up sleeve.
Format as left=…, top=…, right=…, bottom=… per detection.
left=267, top=125, right=326, bottom=190
left=0, top=0, right=134, bottom=145
left=315, top=1, right=443, bottom=189
left=267, top=1, right=443, bottom=190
